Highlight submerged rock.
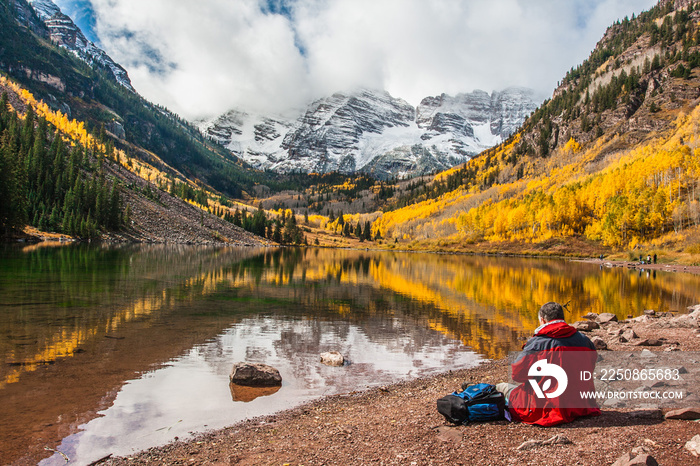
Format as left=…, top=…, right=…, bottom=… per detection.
left=229, top=362, right=282, bottom=387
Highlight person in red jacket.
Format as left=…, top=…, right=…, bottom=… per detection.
left=500, top=302, right=601, bottom=426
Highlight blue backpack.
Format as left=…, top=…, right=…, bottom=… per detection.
left=436, top=383, right=506, bottom=424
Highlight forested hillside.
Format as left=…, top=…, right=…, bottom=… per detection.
left=369, top=0, right=700, bottom=254
left=0, top=0, right=327, bottom=242
left=0, top=73, right=273, bottom=245
left=0, top=0, right=273, bottom=200
left=0, top=79, right=124, bottom=237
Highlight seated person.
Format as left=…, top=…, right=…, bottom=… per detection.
left=497, top=302, right=600, bottom=426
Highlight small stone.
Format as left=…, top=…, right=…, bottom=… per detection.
left=686, top=434, right=700, bottom=457
left=320, top=351, right=345, bottom=367
left=643, top=309, right=656, bottom=316
left=542, top=434, right=572, bottom=446
left=516, top=439, right=541, bottom=451
left=590, top=336, right=608, bottom=350
left=664, top=407, right=700, bottom=420
left=436, top=426, right=462, bottom=443
left=515, top=434, right=572, bottom=451
left=582, top=312, right=599, bottom=321
left=635, top=339, right=663, bottom=347
left=596, top=313, right=619, bottom=324
left=619, top=329, right=638, bottom=343
left=612, top=453, right=658, bottom=466
left=631, top=446, right=650, bottom=456
left=573, top=320, right=600, bottom=332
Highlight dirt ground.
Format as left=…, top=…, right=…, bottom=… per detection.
left=103, top=312, right=700, bottom=466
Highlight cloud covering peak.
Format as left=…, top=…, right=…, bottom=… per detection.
left=72, top=0, right=656, bottom=119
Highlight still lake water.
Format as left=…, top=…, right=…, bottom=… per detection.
left=1, top=244, right=699, bottom=464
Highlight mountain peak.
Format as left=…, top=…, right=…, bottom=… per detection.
left=27, top=0, right=134, bottom=92
left=199, top=87, right=540, bottom=179
left=27, top=0, right=60, bottom=20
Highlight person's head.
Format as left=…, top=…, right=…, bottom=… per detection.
left=538, top=302, right=565, bottom=325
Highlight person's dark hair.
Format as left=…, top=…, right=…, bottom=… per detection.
left=539, top=302, right=565, bottom=322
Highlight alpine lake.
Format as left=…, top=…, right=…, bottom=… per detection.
left=1, top=244, right=699, bottom=465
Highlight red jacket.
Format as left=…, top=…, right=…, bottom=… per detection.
left=508, top=320, right=601, bottom=426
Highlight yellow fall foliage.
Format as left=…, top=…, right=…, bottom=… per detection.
left=373, top=104, right=700, bottom=249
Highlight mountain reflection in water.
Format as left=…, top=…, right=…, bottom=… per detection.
left=1, top=245, right=698, bottom=465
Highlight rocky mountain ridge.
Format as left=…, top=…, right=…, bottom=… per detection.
left=27, top=0, right=134, bottom=91
left=198, top=88, right=540, bottom=179
left=511, top=0, right=700, bottom=167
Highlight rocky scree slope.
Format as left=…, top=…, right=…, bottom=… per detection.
left=198, top=88, right=540, bottom=179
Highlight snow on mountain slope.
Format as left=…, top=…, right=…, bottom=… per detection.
left=199, top=87, right=541, bottom=179
left=28, top=0, right=134, bottom=91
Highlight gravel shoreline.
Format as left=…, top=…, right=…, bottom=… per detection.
left=102, top=309, right=700, bottom=466
left=576, top=257, right=700, bottom=275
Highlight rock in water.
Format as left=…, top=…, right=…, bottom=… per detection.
left=229, top=362, right=282, bottom=387
left=320, top=351, right=345, bottom=367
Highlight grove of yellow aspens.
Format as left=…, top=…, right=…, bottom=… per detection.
left=374, top=106, right=700, bottom=250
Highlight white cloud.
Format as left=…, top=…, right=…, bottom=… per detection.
left=85, top=0, right=657, bottom=119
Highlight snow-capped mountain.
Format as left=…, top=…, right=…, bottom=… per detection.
left=199, top=88, right=540, bottom=178
left=28, top=0, right=134, bottom=92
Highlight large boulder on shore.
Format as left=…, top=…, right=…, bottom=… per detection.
left=229, top=362, right=282, bottom=387
left=573, top=320, right=600, bottom=332
left=665, top=407, right=700, bottom=420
